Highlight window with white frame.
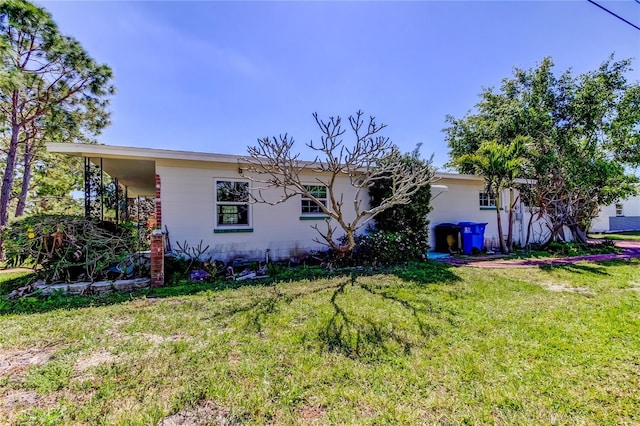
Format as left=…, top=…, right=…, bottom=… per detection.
left=215, top=180, right=250, bottom=226
left=479, top=192, right=497, bottom=208
left=615, top=203, right=624, bottom=216
left=301, top=185, right=327, bottom=215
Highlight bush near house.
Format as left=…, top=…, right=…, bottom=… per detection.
left=2, top=214, right=137, bottom=283
left=340, top=226, right=430, bottom=266
left=344, top=149, right=432, bottom=266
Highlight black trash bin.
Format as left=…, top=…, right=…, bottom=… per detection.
left=434, top=223, right=461, bottom=253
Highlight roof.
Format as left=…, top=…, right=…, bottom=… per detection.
left=46, top=142, right=493, bottom=196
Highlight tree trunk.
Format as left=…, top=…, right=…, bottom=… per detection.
left=0, top=91, right=21, bottom=228
left=15, top=147, right=33, bottom=218
left=495, top=195, right=508, bottom=254
left=506, top=188, right=514, bottom=251
left=569, top=224, right=589, bottom=245
left=525, top=208, right=534, bottom=248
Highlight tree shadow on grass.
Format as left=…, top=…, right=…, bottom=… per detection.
left=0, top=272, right=35, bottom=294
left=358, top=281, right=440, bottom=339
left=317, top=269, right=457, bottom=360
left=0, top=261, right=460, bottom=317
left=392, top=261, right=462, bottom=285
left=318, top=277, right=415, bottom=360
left=538, top=262, right=611, bottom=276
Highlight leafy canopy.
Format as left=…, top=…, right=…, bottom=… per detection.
left=445, top=56, right=639, bottom=244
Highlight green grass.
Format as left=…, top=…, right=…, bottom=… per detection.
left=590, top=230, right=640, bottom=241
left=0, top=261, right=639, bottom=424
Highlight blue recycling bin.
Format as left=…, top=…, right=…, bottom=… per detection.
left=458, top=222, right=488, bottom=255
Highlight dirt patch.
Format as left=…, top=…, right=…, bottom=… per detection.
left=542, top=282, right=594, bottom=295
left=628, top=281, right=640, bottom=292
left=0, top=389, right=39, bottom=425
left=227, top=350, right=241, bottom=367
left=0, top=390, right=60, bottom=424
left=294, top=404, right=327, bottom=423
left=0, top=268, right=32, bottom=275
left=159, top=401, right=232, bottom=425
left=141, top=333, right=183, bottom=345
left=74, top=350, right=117, bottom=374
left=0, top=346, right=57, bottom=379
left=2, top=389, right=38, bottom=407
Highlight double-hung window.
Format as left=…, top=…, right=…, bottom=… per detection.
left=301, top=185, right=327, bottom=215
left=479, top=192, right=497, bottom=209
left=615, top=203, right=624, bottom=216
left=216, top=180, right=250, bottom=227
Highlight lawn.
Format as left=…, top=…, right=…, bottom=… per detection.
left=0, top=261, right=639, bottom=425
left=589, top=230, right=640, bottom=241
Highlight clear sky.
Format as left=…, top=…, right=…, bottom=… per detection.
left=37, top=1, right=640, bottom=168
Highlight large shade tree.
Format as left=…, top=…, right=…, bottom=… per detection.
left=446, top=56, right=639, bottom=245
left=246, top=111, right=437, bottom=253
left=0, top=0, right=114, bottom=229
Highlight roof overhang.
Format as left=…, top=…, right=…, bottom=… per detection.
left=47, top=143, right=163, bottom=197
left=47, top=143, right=533, bottom=197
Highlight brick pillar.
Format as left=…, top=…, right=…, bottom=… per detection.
left=150, top=230, right=164, bottom=287
left=155, top=174, right=162, bottom=228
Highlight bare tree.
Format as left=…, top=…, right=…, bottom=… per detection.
left=245, top=111, right=436, bottom=253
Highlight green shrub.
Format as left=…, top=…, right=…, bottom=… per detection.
left=339, top=226, right=429, bottom=266
left=2, top=214, right=136, bottom=283
left=356, top=148, right=432, bottom=266
left=546, top=240, right=619, bottom=256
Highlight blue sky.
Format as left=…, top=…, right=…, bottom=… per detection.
left=38, top=1, right=639, bottom=168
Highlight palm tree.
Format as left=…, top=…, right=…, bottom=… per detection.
left=456, top=137, right=529, bottom=254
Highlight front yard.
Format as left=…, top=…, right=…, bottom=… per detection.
left=1, top=260, right=639, bottom=424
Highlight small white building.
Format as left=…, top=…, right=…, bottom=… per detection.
left=590, top=189, right=640, bottom=233
left=47, top=143, right=544, bottom=260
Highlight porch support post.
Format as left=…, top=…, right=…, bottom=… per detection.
left=150, top=229, right=165, bottom=287
left=84, top=157, right=91, bottom=219
left=125, top=186, right=129, bottom=221
left=114, top=177, right=120, bottom=224
left=100, top=158, right=104, bottom=222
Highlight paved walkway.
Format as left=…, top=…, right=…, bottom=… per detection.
left=437, top=240, right=640, bottom=269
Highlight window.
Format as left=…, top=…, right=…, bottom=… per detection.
left=301, top=185, right=327, bottom=215
left=615, top=203, right=624, bottom=216
left=216, top=180, right=249, bottom=226
left=479, top=192, right=497, bottom=208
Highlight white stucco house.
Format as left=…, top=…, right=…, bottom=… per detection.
left=590, top=189, right=640, bottom=233
left=46, top=143, right=544, bottom=260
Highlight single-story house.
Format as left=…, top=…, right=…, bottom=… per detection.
left=46, top=143, right=544, bottom=260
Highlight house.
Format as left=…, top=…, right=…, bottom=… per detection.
left=47, top=143, right=365, bottom=262
left=46, top=143, right=543, bottom=260
left=590, top=189, right=640, bottom=233
left=429, top=173, right=543, bottom=251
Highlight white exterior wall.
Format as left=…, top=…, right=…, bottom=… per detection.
left=624, top=194, right=640, bottom=216
left=427, top=175, right=539, bottom=250
left=591, top=193, right=640, bottom=232
left=591, top=204, right=615, bottom=233
left=158, top=160, right=366, bottom=261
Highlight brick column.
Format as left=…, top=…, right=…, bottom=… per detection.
left=150, top=230, right=164, bottom=287
left=155, top=174, right=162, bottom=228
